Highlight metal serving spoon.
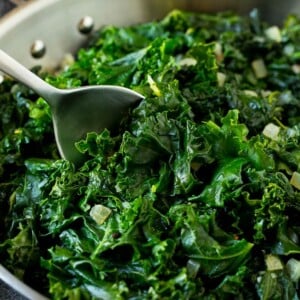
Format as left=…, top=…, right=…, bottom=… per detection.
left=0, top=49, right=143, bottom=164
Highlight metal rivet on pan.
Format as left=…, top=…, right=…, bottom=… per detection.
left=78, top=16, right=94, bottom=34
left=30, top=40, right=46, bottom=59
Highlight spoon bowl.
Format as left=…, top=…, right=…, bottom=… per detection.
left=0, top=49, right=143, bottom=164
left=51, top=85, right=143, bottom=162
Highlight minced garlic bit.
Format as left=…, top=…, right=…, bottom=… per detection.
left=251, top=58, right=268, bottom=79
left=243, top=90, right=258, bottom=97
left=90, top=204, right=112, bottom=225
left=290, top=172, right=300, bottom=190
left=178, top=57, right=197, bottom=66
left=265, top=254, right=283, bottom=271
left=283, top=44, right=294, bottom=56
left=292, top=64, right=300, bottom=74
left=286, top=258, right=300, bottom=282
left=214, top=42, right=224, bottom=62
left=261, top=90, right=272, bottom=97
left=217, top=72, right=226, bottom=87
left=265, top=26, right=282, bottom=43
left=262, top=123, right=280, bottom=141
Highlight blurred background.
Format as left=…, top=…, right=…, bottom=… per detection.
left=0, top=0, right=28, bottom=17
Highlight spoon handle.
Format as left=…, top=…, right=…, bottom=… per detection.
left=0, top=49, right=58, bottom=106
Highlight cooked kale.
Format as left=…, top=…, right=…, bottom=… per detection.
left=1, top=9, right=300, bottom=299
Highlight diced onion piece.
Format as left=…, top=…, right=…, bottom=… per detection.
left=283, top=44, right=294, bottom=56
left=265, top=254, right=283, bottom=271
left=243, top=90, right=258, bottom=97
left=60, top=53, right=75, bottom=69
left=286, top=258, right=300, bottom=282
left=292, top=64, right=300, bottom=74
left=265, top=26, right=282, bottom=42
left=147, top=74, right=161, bottom=97
left=178, top=57, right=197, bottom=66
left=214, top=42, right=222, bottom=56
left=290, top=172, right=300, bottom=190
left=187, top=259, right=200, bottom=279
left=261, top=90, right=271, bottom=97
left=262, top=123, right=280, bottom=141
left=217, top=72, right=226, bottom=87
left=251, top=59, right=268, bottom=79
left=254, top=36, right=266, bottom=43
left=214, top=42, right=224, bottom=62
left=90, top=204, right=112, bottom=225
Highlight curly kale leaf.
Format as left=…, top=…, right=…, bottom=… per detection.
left=3, top=9, right=300, bottom=300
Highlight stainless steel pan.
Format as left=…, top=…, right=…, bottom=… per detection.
left=1, top=0, right=299, bottom=71
left=0, top=0, right=300, bottom=299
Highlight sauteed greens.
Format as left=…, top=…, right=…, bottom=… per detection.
left=1, top=9, right=300, bottom=299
